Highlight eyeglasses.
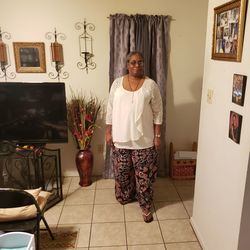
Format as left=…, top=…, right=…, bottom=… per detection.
left=129, top=60, right=144, bottom=66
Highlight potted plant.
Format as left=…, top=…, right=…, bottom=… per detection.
left=67, top=90, right=101, bottom=186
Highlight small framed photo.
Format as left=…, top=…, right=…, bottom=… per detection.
left=212, top=0, right=247, bottom=62
left=232, top=73, right=247, bottom=106
left=228, top=111, right=242, bottom=144
left=13, top=42, right=46, bottom=73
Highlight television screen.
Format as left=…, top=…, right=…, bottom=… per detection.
left=0, top=82, right=68, bottom=144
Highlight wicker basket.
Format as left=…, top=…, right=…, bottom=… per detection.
left=169, top=142, right=197, bottom=180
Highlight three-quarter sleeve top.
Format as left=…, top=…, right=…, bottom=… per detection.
left=106, top=76, right=163, bottom=149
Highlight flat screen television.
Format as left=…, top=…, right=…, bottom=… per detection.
left=0, top=82, right=68, bottom=144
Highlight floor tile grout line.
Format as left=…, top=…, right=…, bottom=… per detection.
left=154, top=178, right=197, bottom=249
left=172, top=181, right=193, bottom=219
left=56, top=176, right=73, bottom=228
left=171, top=180, right=183, bottom=201
left=86, top=180, right=97, bottom=248
left=123, top=204, right=129, bottom=249
left=153, top=202, right=168, bottom=250
left=170, top=179, right=201, bottom=248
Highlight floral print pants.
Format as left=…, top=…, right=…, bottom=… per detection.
left=112, top=146, right=158, bottom=212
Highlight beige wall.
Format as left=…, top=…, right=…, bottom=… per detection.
left=192, top=0, right=250, bottom=249
left=0, top=0, right=208, bottom=176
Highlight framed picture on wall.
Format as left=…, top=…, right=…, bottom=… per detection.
left=13, top=42, right=46, bottom=73
left=211, top=0, right=247, bottom=62
left=228, top=111, right=242, bottom=144
left=232, top=73, right=247, bottom=106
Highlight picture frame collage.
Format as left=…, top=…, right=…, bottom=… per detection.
left=212, top=0, right=247, bottom=61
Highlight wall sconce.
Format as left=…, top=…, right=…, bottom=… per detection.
left=75, top=19, right=96, bottom=73
left=0, top=27, right=15, bottom=81
left=45, top=28, right=69, bottom=81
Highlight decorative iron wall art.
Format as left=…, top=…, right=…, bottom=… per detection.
left=75, top=19, right=96, bottom=73
left=45, top=28, right=69, bottom=81
left=0, top=27, right=15, bottom=80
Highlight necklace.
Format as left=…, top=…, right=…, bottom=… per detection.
left=127, top=75, right=143, bottom=103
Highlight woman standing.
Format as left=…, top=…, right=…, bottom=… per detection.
left=106, top=51, right=163, bottom=223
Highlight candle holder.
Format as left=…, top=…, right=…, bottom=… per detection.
left=0, top=27, right=15, bottom=81
left=75, top=19, right=96, bottom=73
left=45, top=28, right=69, bottom=81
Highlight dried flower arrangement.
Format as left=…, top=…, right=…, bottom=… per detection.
left=67, top=91, right=101, bottom=150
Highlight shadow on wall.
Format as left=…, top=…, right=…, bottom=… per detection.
left=49, top=135, right=78, bottom=176
left=238, top=152, right=250, bottom=249
left=166, top=65, right=203, bottom=154
left=90, top=117, right=106, bottom=175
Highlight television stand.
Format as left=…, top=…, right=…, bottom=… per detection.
left=0, top=141, right=63, bottom=209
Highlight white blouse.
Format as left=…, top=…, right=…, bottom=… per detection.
left=106, top=76, right=163, bottom=149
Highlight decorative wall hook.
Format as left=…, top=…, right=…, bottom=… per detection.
left=0, top=27, right=16, bottom=81
left=45, top=28, right=69, bottom=81
left=75, top=19, right=96, bottom=73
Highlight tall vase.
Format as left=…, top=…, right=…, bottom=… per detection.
left=75, top=148, right=93, bottom=187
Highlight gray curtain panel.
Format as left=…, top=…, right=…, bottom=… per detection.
left=104, top=14, right=169, bottom=178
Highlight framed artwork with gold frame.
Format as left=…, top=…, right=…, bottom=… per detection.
left=13, top=42, right=46, bottom=73
left=211, top=0, right=247, bottom=62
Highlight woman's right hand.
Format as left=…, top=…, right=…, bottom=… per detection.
left=105, top=125, right=113, bottom=146
left=106, top=131, right=113, bottom=146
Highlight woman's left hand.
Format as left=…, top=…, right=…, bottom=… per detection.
left=154, top=137, right=161, bottom=150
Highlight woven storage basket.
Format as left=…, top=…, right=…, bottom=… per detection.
left=169, top=142, right=197, bottom=180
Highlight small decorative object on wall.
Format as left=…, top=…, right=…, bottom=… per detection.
left=67, top=90, right=101, bottom=186
left=228, top=111, right=242, bottom=144
left=212, top=0, right=247, bottom=62
left=13, top=42, right=46, bottom=73
left=232, top=73, right=247, bottom=106
left=0, top=27, right=15, bottom=80
left=75, top=19, right=96, bottom=73
left=45, top=28, right=69, bottom=81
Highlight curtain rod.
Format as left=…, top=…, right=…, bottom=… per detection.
left=106, top=15, right=175, bottom=21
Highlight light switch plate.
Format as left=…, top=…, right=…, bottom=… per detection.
left=207, top=89, right=214, bottom=104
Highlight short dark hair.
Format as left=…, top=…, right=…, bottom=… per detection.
left=126, top=51, right=144, bottom=63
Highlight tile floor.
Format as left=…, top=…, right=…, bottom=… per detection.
left=43, top=177, right=202, bottom=249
